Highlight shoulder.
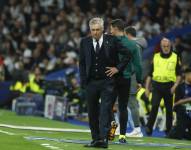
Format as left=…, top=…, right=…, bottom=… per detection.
left=103, top=34, right=118, bottom=46
left=124, top=37, right=137, bottom=48
left=154, top=52, right=160, bottom=57
left=171, top=52, right=178, bottom=59
left=153, top=52, right=160, bottom=60
left=104, top=34, right=113, bottom=38
left=104, top=34, right=115, bottom=41
left=172, top=52, right=177, bottom=55
left=81, top=36, right=91, bottom=43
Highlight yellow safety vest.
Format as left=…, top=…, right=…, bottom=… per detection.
left=152, top=52, right=177, bottom=83
left=29, top=74, right=44, bottom=94
left=10, top=81, right=28, bottom=93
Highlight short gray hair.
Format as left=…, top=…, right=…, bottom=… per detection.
left=89, top=17, right=104, bottom=29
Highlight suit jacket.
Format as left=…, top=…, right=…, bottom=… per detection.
left=79, top=34, right=131, bottom=88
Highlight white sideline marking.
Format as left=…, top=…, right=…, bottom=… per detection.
left=41, top=143, right=50, bottom=146
left=41, top=143, right=63, bottom=150
left=0, top=130, right=15, bottom=135
left=0, top=124, right=90, bottom=133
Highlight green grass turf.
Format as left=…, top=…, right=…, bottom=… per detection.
left=0, top=109, right=191, bottom=150
left=0, top=109, right=87, bottom=129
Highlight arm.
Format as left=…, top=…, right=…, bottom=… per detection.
left=145, top=59, right=153, bottom=97
left=79, top=39, right=87, bottom=88
left=132, top=45, right=142, bottom=84
left=174, top=97, right=191, bottom=106
left=115, top=37, right=132, bottom=72
left=145, top=76, right=152, bottom=98
left=105, top=37, right=132, bottom=77
left=171, top=57, right=182, bottom=94
left=173, top=84, right=185, bottom=108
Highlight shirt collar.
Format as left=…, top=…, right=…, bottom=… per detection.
left=93, top=34, right=103, bottom=43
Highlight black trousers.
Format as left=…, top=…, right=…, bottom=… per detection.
left=147, top=81, right=174, bottom=133
left=168, top=107, right=191, bottom=140
left=114, top=77, right=131, bottom=135
left=85, top=79, right=115, bottom=140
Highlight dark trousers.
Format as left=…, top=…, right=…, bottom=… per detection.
left=147, top=81, right=173, bottom=133
left=85, top=79, right=115, bottom=140
left=114, top=77, right=131, bottom=135
left=168, top=107, right=191, bottom=140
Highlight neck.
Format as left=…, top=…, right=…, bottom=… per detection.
left=94, top=34, right=103, bottom=41
left=160, top=51, right=172, bottom=58
left=129, top=35, right=134, bottom=40
left=115, top=31, right=124, bottom=36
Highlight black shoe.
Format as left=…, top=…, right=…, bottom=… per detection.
left=97, top=139, right=108, bottom=148
left=84, top=140, right=100, bottom=147
left=145, top=126, right=152, bottom=136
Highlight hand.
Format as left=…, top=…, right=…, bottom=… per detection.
left=137, top=83, right=142, bottom=92
left=173, top=101, right=181, bottom=108
left=105, top=67, right=119, bottom=77
left=173, top=99, right=184, bottom=107
left=170, top=84, right=177, bottom=94
left=145, top=89, right=150, bottom=98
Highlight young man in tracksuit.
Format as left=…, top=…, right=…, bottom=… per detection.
left=124, top=26, right=147, bottom=137
left=106, top=19, right=142, bottom=143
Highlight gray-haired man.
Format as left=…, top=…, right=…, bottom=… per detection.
left=79, top=17, right=131, bottom=148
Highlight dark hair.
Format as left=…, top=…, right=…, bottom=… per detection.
left=124, top=26, right=136, bottom=37
left=110, top=19, right=125, bottom=31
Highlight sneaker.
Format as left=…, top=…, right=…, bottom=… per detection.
left=126, top=127, right=143, bottom=137
left=119, top=135, right=127, bottom=143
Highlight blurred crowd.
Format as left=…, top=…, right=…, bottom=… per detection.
left=0, top=0, right=191, bottom=119
left=0, top=0, right=191, bottom=81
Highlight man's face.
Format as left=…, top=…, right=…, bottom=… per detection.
left=161, top=39, right=171, bottom=54
left=90, top=24, right=103, bottom=40
left=110, top=25, right=117, bottom=36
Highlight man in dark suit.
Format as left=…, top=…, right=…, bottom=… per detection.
left=79, top=17, right=131, bottom=148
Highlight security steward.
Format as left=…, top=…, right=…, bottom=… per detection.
left=145, top=38, right=181, bottom=136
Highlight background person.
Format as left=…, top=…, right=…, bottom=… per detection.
left=168, top=66, right=191, bottom=140
left=124, top=26, right=147, bottom=137
left=145, top=38, right=181, bottom=136
left=108, top=19, right=142, bottom=143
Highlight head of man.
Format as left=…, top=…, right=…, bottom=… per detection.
left=160, top=38, right=171, bottom=54
left=124, top=26, right=136, bottom=39
left=89, top=17, right=104, bottom=40
left=184, top=67, right=191, bottom=84
left=110, top=19, right=125, bottom=36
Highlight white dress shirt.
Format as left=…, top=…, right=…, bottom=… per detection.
left=92, top=35, right=103, bottom=52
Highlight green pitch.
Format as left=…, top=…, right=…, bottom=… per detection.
left=0, top=109, right=191, bottom=150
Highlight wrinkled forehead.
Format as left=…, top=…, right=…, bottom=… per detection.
left=90, top=24, right=103, bottom=31
left=161, top=38, right=170, bottom=45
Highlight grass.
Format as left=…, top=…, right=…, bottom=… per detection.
left=0, top=109, right=87, bottom=129
left=0, top=109, right=191, bottom=150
